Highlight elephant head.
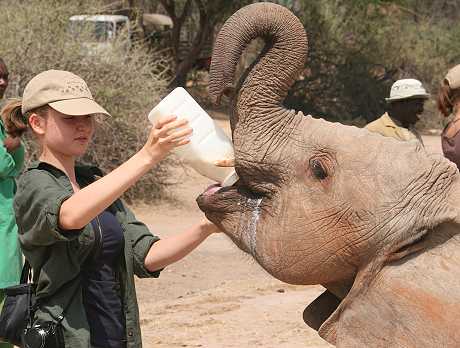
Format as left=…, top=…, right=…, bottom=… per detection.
left=197, top=2, right=460, bottom=346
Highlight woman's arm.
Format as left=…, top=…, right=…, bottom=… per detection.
left=144, top=220, right=220, bottom=272
left=59, top=116, right=192, bottom=230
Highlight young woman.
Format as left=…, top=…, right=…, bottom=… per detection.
left=2, top=69, right=221, bottom=348
left=439, top=64, right=460, bottom=169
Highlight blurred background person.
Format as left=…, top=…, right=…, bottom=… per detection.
left=365, top=79, right=429, bottom=145
left=0, top=59, right=8, bottom=102
left=438, top=64, right=460, bottom=169
left=0, top=58, right=24, bottom=348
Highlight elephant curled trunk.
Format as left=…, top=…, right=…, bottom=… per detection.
left=209, top=3, right=307, bottom=108
left=209, top=3, right=308, bottom=191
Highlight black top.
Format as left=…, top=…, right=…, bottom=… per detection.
left=82, top=210, right=126, bottom=348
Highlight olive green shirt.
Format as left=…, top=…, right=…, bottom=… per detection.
left=14, top=162, right=161, bottom=348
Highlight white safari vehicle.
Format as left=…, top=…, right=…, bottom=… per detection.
left=69, top=15, right=131, bottom=55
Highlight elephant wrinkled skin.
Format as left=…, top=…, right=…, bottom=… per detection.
left=197, top=2, right=460, bottom=347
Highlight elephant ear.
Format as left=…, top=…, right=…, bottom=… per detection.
left=304, top=223, right=460, bottom=347
left=303, top=290, right=341, bottom=332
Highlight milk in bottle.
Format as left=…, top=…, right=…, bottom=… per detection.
left=148, top=87, right=239, bottom=187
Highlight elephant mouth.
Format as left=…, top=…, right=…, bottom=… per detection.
left=198, top=180, right=264, bottom=212
left=197, top=182, right=242, bottom=237
left=197, top=181, right=244, bottom=217
left=201, top=183, right=224, bottom=196
left=197, top=180, right=265, bottom=254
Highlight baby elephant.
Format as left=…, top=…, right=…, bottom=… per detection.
left=197, top=2, right=460, bottom=347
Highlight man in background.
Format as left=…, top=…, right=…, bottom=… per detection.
left=365, top=78, right=429, bottom=145
left=0, top=59, right=8, bottom=100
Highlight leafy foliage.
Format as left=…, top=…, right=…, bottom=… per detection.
left=284, top=0, right=460, bottom=127
left=156, top=0, right=460, bottom=127
left=156, top=0, right=253, bottom=87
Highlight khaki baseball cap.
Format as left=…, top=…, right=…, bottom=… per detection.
left=445, top=64, right=460, bottom=90
left=21, top=70, right=110, bottom=117
left=385, top=78, right=430, bottom=102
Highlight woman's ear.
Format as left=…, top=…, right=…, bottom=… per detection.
left=28, top=112, right=46, bottom=135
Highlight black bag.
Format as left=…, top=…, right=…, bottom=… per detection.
left=22, top=320, right=65, bottom=348
left=0, top=261, right=36, bottom=346
left=0, top=260, right=77, bottom=348
left=2, top=214, right=102, bottom=347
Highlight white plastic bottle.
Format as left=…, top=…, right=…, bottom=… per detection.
left=148, top=87, right=239, bottom=187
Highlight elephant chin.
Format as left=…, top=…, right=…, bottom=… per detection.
left=197, top=182, right=263, bottom=256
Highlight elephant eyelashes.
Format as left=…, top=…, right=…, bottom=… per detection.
left=310, top=159, right=328, bottom=180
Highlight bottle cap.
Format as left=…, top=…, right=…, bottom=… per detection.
left=221, top=170, right=239, bottom=187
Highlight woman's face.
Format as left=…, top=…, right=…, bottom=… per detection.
left=38, top=108, right=96, bottom=158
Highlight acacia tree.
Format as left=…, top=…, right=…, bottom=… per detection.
left=157, top=0, right=251, bottom=88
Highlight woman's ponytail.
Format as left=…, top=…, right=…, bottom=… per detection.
left=1, top=99, right=28, bottom=137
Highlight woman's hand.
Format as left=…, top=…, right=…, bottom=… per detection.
left=141, top=115, right=192, bottom=164
left=3, top=136, right=21, bottom=153
left=199, top=218, right=222, bottom=235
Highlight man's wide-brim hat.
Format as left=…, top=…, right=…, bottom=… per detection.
left=385, top=78, right=430, bottom=102
left=21, top=70, right=110, bottom=117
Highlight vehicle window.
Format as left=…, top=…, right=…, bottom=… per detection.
left=69, top=20, right=115, bottom=42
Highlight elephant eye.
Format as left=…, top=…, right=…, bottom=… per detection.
left=310, top=159, right=328, bottom=180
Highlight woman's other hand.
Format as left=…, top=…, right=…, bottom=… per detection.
left=3, top=136, right=21, bottom=153
left=144, top=217, right=221, bottom=272
left=200, top=218, right=222, bottom=234
left=141, top=115, right=192, bottom=163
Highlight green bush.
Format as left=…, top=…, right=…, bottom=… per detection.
left=287, top=0, right=460, bottom=128
left=0, top=0, right=174, bottom=202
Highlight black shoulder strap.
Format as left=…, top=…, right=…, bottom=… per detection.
left=20, top=260, right=32, bottom=284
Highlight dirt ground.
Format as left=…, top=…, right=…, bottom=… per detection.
left=132, top=119, right=442, bottom=348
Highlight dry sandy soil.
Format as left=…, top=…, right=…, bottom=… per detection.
left=132, top=120, right=442, bottom=348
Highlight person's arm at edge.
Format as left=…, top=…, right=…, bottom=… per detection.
left=0, top=138, right=18, bottom=178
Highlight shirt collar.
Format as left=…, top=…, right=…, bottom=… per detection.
left=381, top=112, right=401, bottom=128
left=27, top=161, right=101, bottom=181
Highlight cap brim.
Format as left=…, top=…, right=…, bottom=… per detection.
left=385, top=94, right=430, bottom=102
left=446, top=76, right=460, bottom=90
left=49, top=98, right=110, bottom=117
